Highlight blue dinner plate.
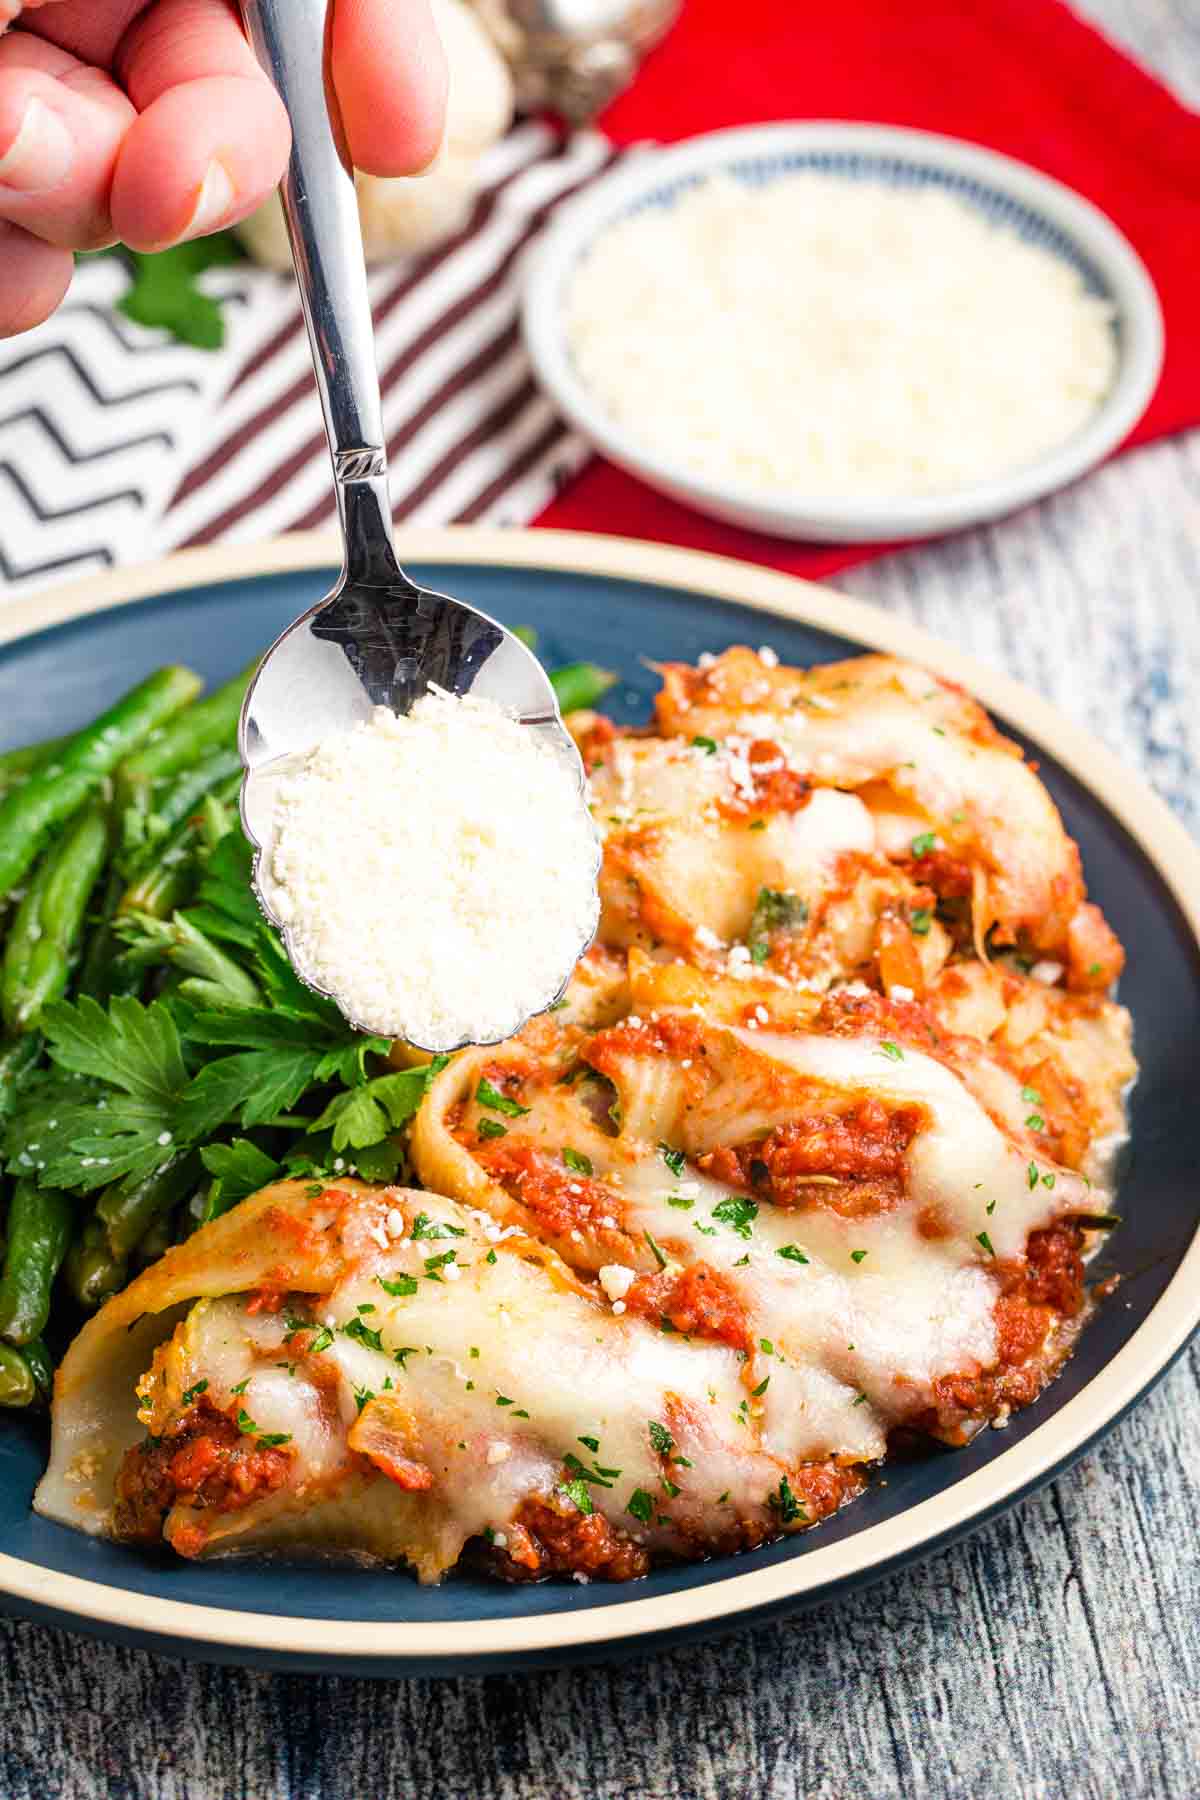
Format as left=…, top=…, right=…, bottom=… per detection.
left=1, top=532, right=1197, bottom=1675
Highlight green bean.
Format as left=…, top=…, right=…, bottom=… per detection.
left=76, top=868, right=137, bottom=1005
left=114, top=910, right=260, bottom=1009
left=96, top=1156, right=197, bottom=1262
left=2, top=802, right=109, bottom=1035
left=0, top=1341, right=36, bottom=1407
left=64, top=1217, right=127, bottom=1312
left=114, top=660, right=255, bottom=822
left=0, top=665, right=202, bottom=903
left=22, top=1335, right=51, bottom=1397
left=550, top=661, right=618, bottom=715
left=120, top=745, right=241, bottom=873
left=118, top=769, right=242, bottom=918
left=0, top=1035, right=41, bottom=1125
left=0, top=1179, right=73, bottom=1344
left=0, top=734, right=70, bottom=794
left=134, top=1204, right=177, bottom=1266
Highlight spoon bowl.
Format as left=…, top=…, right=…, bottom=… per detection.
left=236, top=0, right=598, bottom=1048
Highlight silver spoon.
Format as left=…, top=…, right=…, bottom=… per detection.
left=234, top=0, right=599, bottom=1051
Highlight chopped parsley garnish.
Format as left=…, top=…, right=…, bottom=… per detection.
left=1088, top=961, right=1103, bottom=977
left=769, top=1474, right=806, bottom=1526
left=563, top=1147, right=593, bottom=1176
left=976, top=1231, right=995, bottom=1256
left=258, top=1431, right=293, bottom=1448
left=694, top=1222, right=717, bottom=1237
left=1042, top=1172, right=1056, bottom=1189
left=747, top=887, right=809, bottom=962
left=760, top=1338, right=774, bottom=1355
left=486, top=1248, right=497, bottom=1264
left=229, top=1377, right=250, bottom=1397
left=475, top=1078, right=530, bottom=1118
left=377, top=1273, right=419, bottom=1298
left=558, top=1477, right=594, bottom=1516
left=578, top=1435, right=600, bottom=1453
left=692, top=735, right=719, bottom=754
left=423, top=1250, right=457, bottom=1280
left=564, top=1452, right=617, bottom=1489
left=648, top=1420, right=674, bottom=1456
left=711, top=1195, right=758, bottom=1239
left=181, top=1379, right=208, bottom=1406
left=717, top=1490, right=730, bottom=1505
left=909, top=908, right=933, bottom=936
left=411, top=1213, right=465, bottom=1240
left=659, top=1143, right=685, bottom=1178
left=661, top=1476, right=681, bottom=1499
left=910, top=831, right=937, bottom=858
left=477, top=1118, right=508, bottom=1140
left=748, top=819, right=767, bottom=832
left=627, top=1488, right=654, bottom=1524
left=668, top=1195, right=694, bottom=1210
left=352, top=1385, right=374, bottom=1415
left=986, top=1198, right=996, bottom=1216
left=235, top=1408, right=257, bottom=1435
left=751, top=1375, right=770, bottom=1397
left=1027, top=1162, right=1039, bottom=1190
left=496, top=1394, right=514, bottom=1407
left=849, top=1249, right=868, bottom=1265
left=393, top=1347, right=418, bottom=1368
left=877, top=1040, right=904, bottom=1061
left=1021, top=1086, right=1042, bottom=1106
left=733, top=1253, right=750, bottom=1267
left=309, top=1327, right=334, bottom=1354
left=645, top=1230, right=669, bottom=1269
left=1025, top=1113, right=1045, bottom=1132
left=852, top=1393, right=868, bottom=1407
left=777, top=1244, right=809, bottom=1265
left=343, top=1315, right=385, bottom=1353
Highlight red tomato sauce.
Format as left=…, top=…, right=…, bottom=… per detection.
left=623, top=1261, right=753, bottom=1354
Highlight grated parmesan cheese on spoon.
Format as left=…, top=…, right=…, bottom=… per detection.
left=266, top=689, right=599, bottom=1049
left=565, top=173, right=1118, bottom=497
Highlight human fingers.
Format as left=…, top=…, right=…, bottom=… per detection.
left=0, top=32, right=135, bottom=247
left=109, top=0, right=289, bottom=250
left=329, top=0, right=447, bottom=178
left=0, top=218, right=73, bottom=334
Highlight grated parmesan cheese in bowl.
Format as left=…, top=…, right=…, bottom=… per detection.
left=264, top=688, right=600, bottom=1050
left=563, top=172, right=1119, bottom=499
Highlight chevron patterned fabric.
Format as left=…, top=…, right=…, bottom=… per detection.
left=0, top=123, right=613, bottom=600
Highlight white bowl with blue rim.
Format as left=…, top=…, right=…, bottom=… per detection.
left=522, top=122, right=1164, bottom=543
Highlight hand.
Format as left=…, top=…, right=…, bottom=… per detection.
left=0, top=0, right=448, bottom=335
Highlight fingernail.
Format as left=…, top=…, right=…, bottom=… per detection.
left=0, top=97, right=74, bottom=193
left=183, top=160, right=236, bottom=239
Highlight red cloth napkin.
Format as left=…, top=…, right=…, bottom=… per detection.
left=532, top=0, right=1200, bottom=580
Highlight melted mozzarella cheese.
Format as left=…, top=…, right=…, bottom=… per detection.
left=590, top=737, right=877, bottom=949
left=619, top=1154, right=997, bottom=1462
left=37, top=1182, right=799, bottom=1578
left=736, top=1030, right=1098, bottom=1259
left=655, top=651, right=1084, bottom=948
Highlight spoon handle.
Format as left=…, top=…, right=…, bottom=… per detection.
left=237, top=0, right=399, bottom=572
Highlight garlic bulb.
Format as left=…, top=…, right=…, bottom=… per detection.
left=237, top=0, right=515, bottom=270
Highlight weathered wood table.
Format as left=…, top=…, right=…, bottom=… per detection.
left=2, top=2, right=1197, bottom=1793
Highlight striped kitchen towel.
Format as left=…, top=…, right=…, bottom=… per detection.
left=0, top=122, right=617, bottom=600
